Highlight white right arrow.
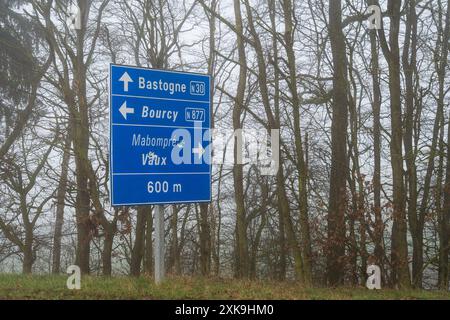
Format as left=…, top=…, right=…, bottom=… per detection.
left=119, top=101, right=134, bottom=120
left=192, top=142, right=205, bottom=159
left=119, top=72, right=133, bottom=92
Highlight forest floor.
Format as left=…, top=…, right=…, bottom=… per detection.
left=0, top=274, right=449, bottom=300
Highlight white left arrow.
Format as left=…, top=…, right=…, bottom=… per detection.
left=192, top=142, right=205, bottom=159
left=119, top=101, right=134, bottom=120
left=119, top=72, right=133, bottom=92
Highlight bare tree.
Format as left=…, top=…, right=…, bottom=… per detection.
left=327, top=0, right=349, bottom=286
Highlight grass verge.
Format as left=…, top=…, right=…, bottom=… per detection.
left=0, top=274, right=449, bottom=300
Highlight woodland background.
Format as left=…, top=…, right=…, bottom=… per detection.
left=1, top=0, right=450, bottom=291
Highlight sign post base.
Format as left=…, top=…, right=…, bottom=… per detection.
left=154, top=205, right=165, bottom=284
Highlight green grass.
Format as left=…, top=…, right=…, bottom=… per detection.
left=0, top=274, right=449, bottom=300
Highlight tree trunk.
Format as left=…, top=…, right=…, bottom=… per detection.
left=438, top=0, right=450, bottom=291
left=74, top=178, right=91, bottom=275
left=277, top=209, right=286, bottom=280
left=385, top=0, right=411, bottom=289
left=72, top=1, right=93, bottom=275
left=102, top=224, right=115, bottom=276
left=169, top=206, right=181, bottom=275
left=402, top=0, right=421, bottom=288
left=233, top=0, right=249, bottom=278
left=22, top=228, right=34, bottom=274
left=277, top=168, right=305, bottom=281
left=368, top=5, right=385, bottom=278
left=440, top=119, right=450, bottom=290
left=52, top=129, right=71, bottom=274
left=72, top=97, right=91, bottom=275
left=269, top=0, right=286, bottom=281
left=281, top=0, right=312, bottom=286
left=327, top=0, right=349, bottom=286
left=348, top=46, right=367, bottom=285
left=130, top=206, right=148, bottom=276
left=199, top=203, right=211, bottom=276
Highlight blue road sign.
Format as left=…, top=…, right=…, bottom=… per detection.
left=109, top=64, right=211, bottom=206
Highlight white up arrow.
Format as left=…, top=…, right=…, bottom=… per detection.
left=192, top=142, right=205, bottom=159
left=119, top=72, right=133, bottom=92
left=119, top=101, right=134, bottom=120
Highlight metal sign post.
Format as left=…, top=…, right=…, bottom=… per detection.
left=109, top=64, right=212, bottom=284
left=154, top=204, right=164, bottom=284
